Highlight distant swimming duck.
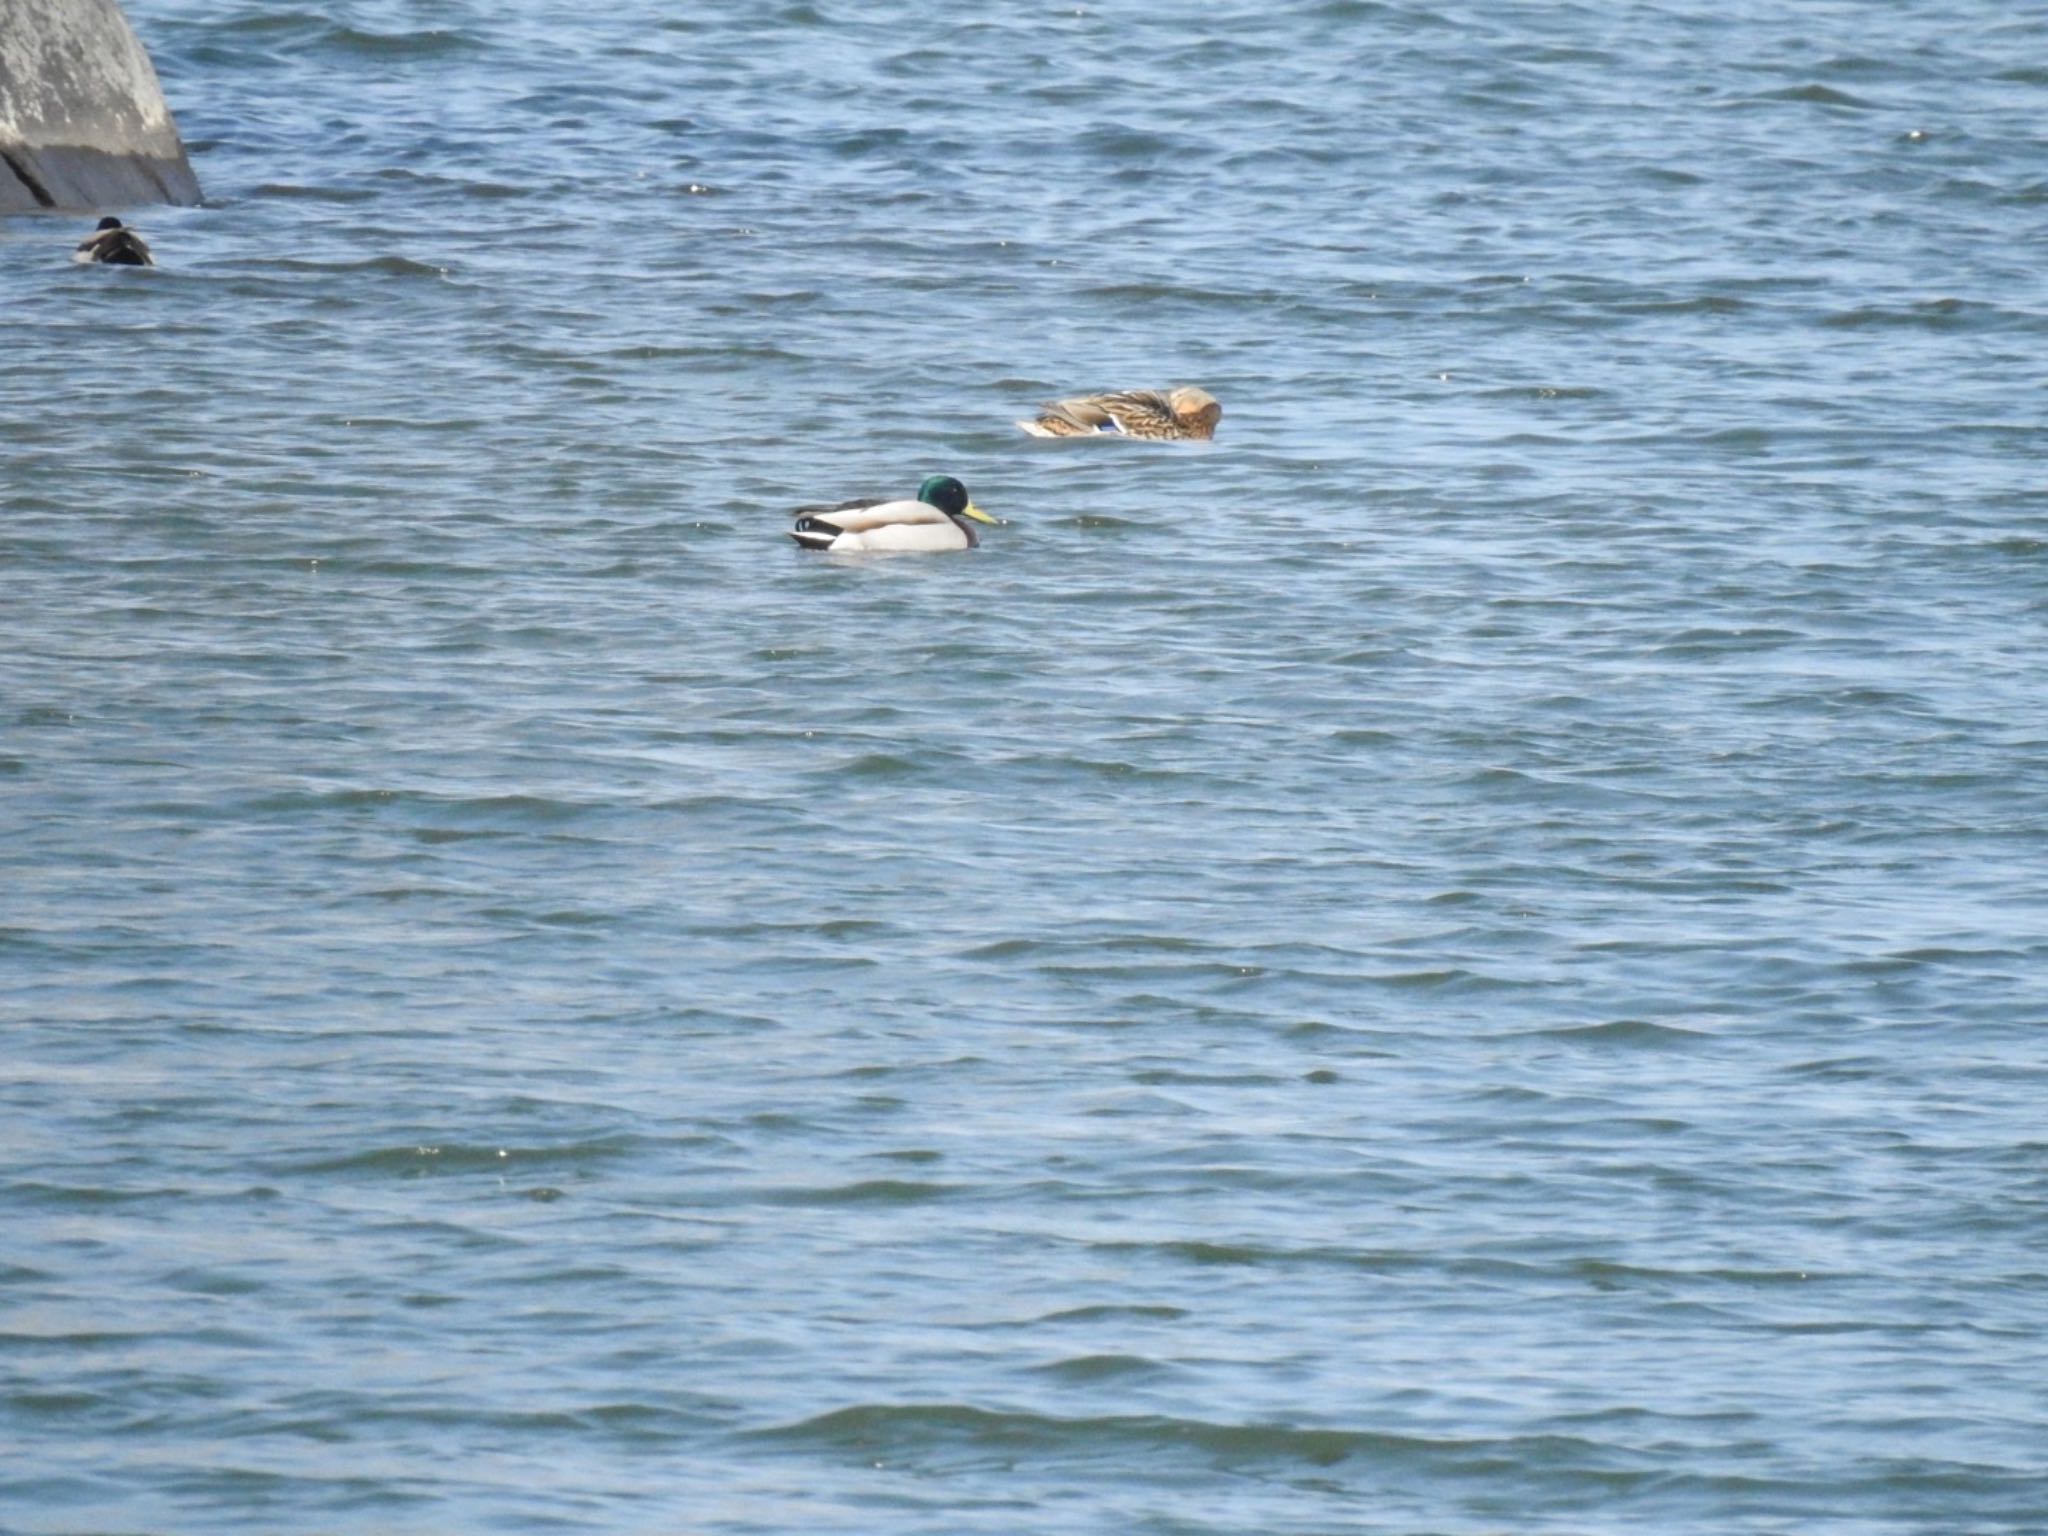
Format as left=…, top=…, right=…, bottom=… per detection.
left=790, top=474, right=998, bottom=553
left=74, top=217, right=154, bottom=267
left=1018, top=386, right=1220, bottom=440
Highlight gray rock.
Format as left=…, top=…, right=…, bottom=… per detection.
left=1, top=0, right=200, bottom=213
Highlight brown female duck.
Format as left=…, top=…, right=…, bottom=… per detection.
left=1018, top=386, right=1220, bottom=440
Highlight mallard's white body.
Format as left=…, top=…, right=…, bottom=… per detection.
left=793, top=498, right=980, bottom=552
left=790, top=477, right=996, bottom=553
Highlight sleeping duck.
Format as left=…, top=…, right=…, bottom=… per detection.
left=74, top=217, right=154, bottom=267
left=1018, top=386, right=1220, bottom=440
left=790, top=475, right=997, bottom=553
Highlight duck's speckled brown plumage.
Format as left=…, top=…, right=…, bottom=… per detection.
left=1019, top=386, right=1220, bottom=441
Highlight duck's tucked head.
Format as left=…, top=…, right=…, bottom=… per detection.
left=95, top=216, right=125, bottom=231
left=917, top=474, right=996, bottom=524
left=1169, top=386, right=1222, bottom=438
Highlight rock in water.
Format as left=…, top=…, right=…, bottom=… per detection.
left=0, top=0, right=201, bottom=213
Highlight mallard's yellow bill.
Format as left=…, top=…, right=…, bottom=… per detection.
left=961, top=503, right=998, bottom=524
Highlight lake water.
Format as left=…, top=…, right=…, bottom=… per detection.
left=5, top=2, right=2048, bottom=1532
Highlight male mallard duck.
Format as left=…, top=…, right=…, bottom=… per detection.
left=1018, top=386, right=1220, bottom=440
left=73, top=216, right=154, bottom=267
left=790, top=474, right=998, bottom=553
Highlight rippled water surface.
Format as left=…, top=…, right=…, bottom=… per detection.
left=6, top=2, right=2048, bottom=1532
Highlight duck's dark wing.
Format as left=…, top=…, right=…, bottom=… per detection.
left=1027, top=396, right=1121, bottom=436
left=793, top=497, right=887, bottom=519
left=790, top=496, right=885, bottom=550
left=1100, top=389, right=1175, bottom=412
left=76, top=230, right=154, bottom=266
left=1093, top=389, right=1180, bottom=432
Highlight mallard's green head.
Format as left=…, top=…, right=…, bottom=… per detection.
left=917, top=474, right=995, bottom=524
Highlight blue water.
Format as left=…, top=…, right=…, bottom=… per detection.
left=5, top=2, right=2048, bottom=1532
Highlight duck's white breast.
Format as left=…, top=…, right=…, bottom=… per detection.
left=839, top=518, right=970, bottom=552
